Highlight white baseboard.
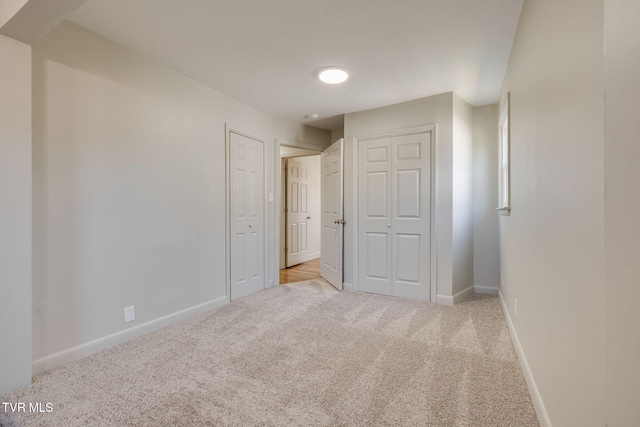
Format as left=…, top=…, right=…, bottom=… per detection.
left=454, top=285, right=474, bottom=303
left=498, top=290, right=552, bottom=427
left=32, top=296, right=229, bottom=376
left=436, top=294, right=453, bottom=305
left=436, top=285, right=474, bottom=306
left=474, top=285, right=499, bottom=295
left=267, top=279, right=274, bottom=288
left=308, top=252, right=321, bottom=260
left=343, top=282, right=355, bottom=292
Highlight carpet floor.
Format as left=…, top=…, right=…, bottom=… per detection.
left=0, top=279, right=539, bottom=426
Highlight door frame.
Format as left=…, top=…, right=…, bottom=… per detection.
left=225, top=124, right=267, bottom=301
left=274, top=139, right=324, bottom=283
left=352, top=124, right=437, bottom=302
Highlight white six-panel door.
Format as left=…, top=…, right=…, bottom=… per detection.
left=286, top=158, right=310, bottom=267
left=230, top=132, right=264, bottom=301
left=358, top=131, right=431, bottom=300
left=321, top=139, right=344, bottom=290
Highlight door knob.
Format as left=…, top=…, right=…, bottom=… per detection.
left=307, top=216, right=311, bottom=219
left=387, top=224, right=391, bottom=228
left=249, top=224, right=252, bottom=228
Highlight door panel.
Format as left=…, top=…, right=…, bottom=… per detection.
left=301, top=222, right=307, bottom=252
left=331, top=172, right=339, bottom=213
left=396, top=169, right=420, bottom=218
left=301, top=183, right=307, bottom=212
left=236, top=232, right=246, bottom=283
left=358, top=131, right=431, bottom=300
left=396, top=141, right=421, bottom=161
left=366, top=171, right=389, bottom=217
left=251, top=231, right=260, bottom=278
left=392, top=132, right=430, bottom=299
left=321, top=139, right=344, bottom=290
left=286, top=158, right=309, bottom=267
left=291, top=183, right=299, bottom=212
left=251, top=171, right=260, bottom=217
left=237, top=170, right=246, bottom=217
left=365, top=233, right=389, bottom=279
left=395, top=234, right=420, bottom=283
left=230, top=132, right=264, bottom=301
left=366, top=145, right=389, bottom=163
left=291, top=223, right=298, bottom=253
left=358, top=137, right=392, bottom=295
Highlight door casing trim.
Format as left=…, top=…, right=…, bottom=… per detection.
left=274, top=140, right=323, bottom=284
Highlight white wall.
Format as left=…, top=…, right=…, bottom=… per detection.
left=452, top=95, right=474, bottom=296
left=0, top=34, right=32, bottom=396
left=498, top=0, right=606, bottom=425
left=0, top=0, right=27, bottom=26
left=343, top=93, right=456, bottom=301
left=30, top=20, right=329, bottom=375
left=604, top=0, right=640, bottom=424
left=472, top=104, right=500, bottom=293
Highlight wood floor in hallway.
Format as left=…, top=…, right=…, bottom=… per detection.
left=279, top=257, right=321, bottom=284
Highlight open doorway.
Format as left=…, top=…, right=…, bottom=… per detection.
left=279, top=146, right=322, bottom=284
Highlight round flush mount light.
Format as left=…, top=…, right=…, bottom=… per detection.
left=318, top=67, right=349, bottom=84
left=305, top=114, right=319, bottom=120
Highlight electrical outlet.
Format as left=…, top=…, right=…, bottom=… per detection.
left=514, top=299, right=518, bottom=318
left=123, top=305, right=136, bottom=324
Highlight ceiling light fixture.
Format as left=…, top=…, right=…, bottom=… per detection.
left=305, top=114, right=319, bottom=120
left=318, top=67, right=349, bottom=84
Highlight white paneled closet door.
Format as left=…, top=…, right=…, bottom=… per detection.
left=358, top=131, right=431, bottom=300
left=357, top=137, right=393, bottom=295
left=230, top=132, right=264, bottom=301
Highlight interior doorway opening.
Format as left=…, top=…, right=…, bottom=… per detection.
left=279, top=146, right=322, bottom=284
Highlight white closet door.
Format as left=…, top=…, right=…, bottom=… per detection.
left=358, top=131, right=431, bottom=300
left=392, top=132, right=431, bottom=300
left=321, top=138, right=344, bottom=290
left=358, top=137, right=393, bottom=295
left=286, top=158, right=310, bottom=267
left=230, top=132, right=264, bottom=301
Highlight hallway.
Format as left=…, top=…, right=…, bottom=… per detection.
left=279, top=258, right=321, bottom=284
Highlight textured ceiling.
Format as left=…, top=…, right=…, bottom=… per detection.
left=69, top=0, right=522, bottom=130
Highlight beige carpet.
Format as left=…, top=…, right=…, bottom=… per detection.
left=0, top=279, right=539, bottom=426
